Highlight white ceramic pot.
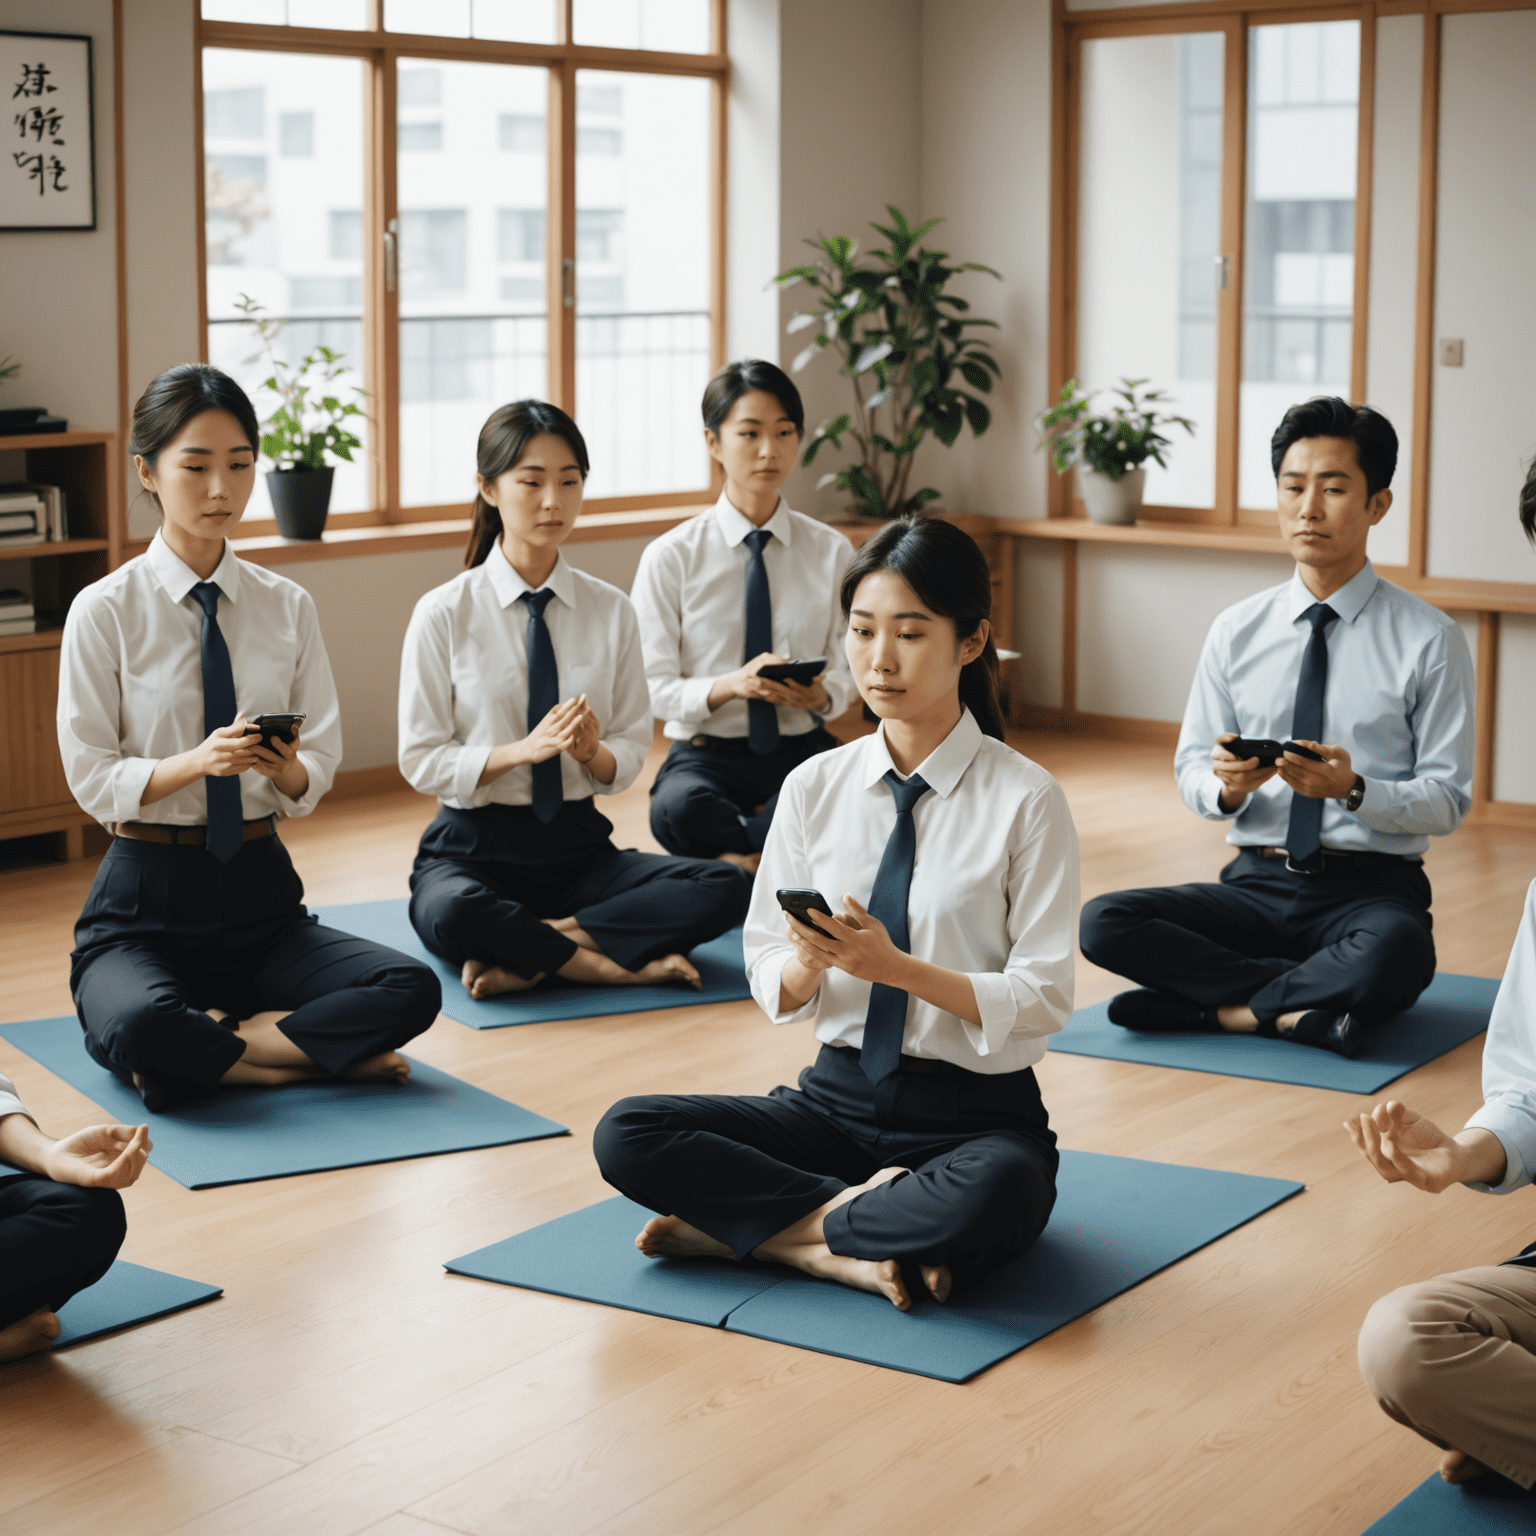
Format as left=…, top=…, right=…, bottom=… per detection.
left=1078, top=465, right=1145, bottom=526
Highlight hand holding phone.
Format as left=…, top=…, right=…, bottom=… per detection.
left=1224, top=736, right=1325, bottom=766
left=758, top=658, right=827, bottom=687
left=248, top=712, right=307, bottom=752
left=777, top=888, right=833, bottom=926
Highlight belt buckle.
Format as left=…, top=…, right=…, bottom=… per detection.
left=1285, top=852, right=1325, bottom=876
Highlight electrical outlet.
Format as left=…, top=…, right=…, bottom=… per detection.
left=1440, top=338, right=1465, bottom=367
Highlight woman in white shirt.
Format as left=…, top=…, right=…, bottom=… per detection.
left=399, top=399, right=751, bottom=1000
left=595, top=517, right=1079, bottom=1310
left=61, top=365, right=441, bottom=1111
left=630, top=361, right=857, bottom=874
left=0, top=1071, right=147, bottom=1362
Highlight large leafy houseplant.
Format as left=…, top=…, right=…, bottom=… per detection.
left=775, top=205, right=1002, bottom=519
left=235, top=293, right=366, bottom=471
left=1037, top=377, right=1194, bottom=481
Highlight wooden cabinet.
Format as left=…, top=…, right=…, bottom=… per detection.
left=0, top=429, right=120, bottom=851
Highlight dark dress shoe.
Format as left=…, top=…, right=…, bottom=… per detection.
left=1106, top=989, right=1215, bottom=1033
left=1283, top=1010, right=1364, bottom=1058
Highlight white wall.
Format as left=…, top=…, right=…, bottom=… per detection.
left=1426, top=9, right=1536, bottom=585
left=1495, top=615, right=1536, bottom=802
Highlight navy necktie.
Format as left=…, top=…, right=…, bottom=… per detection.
left=1285, top=602, right=1339, bottom=869
left=189, top=581, right=243, bottom=864
left=859, top=770, right=932, bottom=1084
left=743, top=528, right=778, bottom=755
left=521, top=588, right=563, bottom=824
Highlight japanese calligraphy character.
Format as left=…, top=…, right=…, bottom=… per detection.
left=13, top=105, right=65, bottom=145
left=12, top=63, right=56, bottom=100
left=12, top=151, right=67, bottom=195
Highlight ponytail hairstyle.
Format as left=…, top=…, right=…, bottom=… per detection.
left=839, top=516, right=1006, bottom=741
left=130, top=364, right=260, bottom=512
left=1521, top=455, right=1536, bottom=545
left=466, top=398, right=590, bottom=568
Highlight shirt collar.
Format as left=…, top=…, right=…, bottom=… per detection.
left=1286, top=559, right=1378, bottom=625
left=859, top=708, right=985, bottom=800
left=147, top=529, right=242, bottom=605
left=714, top=489, right=795, bottom=549
left=484, top=540, right=576, bottom=611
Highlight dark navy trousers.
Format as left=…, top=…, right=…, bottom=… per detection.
left=0, top=1174, right=125, bottom=1329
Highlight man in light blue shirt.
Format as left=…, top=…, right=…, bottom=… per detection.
left=1081, top=398, right=1475, bottom=1057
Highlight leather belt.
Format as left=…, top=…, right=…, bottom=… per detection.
left=1250, top=845, right=1416, bottom=875
left=899, top=1054, right=956, bottom=1076
left=115, top=815, right=277, bottom=847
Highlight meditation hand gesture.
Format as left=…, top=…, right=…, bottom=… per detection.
left=43, top=1123, right=152, bottom=1190
left=521, top=696, right=586, bottom=764
left=1345, top=1100, right=1507, bottom=1193
left=564, top=696, right=602, bottom=765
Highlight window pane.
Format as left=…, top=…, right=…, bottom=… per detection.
left=203, top=50, right=370, bottom=518
left=1076, top=33, right=1223, bottom=510
left=1240, top=21, right=1359, bottom=508
left=384, top=0, right=557, bottom=42
left=201, top=0, right=367, bottom=25
left=575, top=70, right=712, bottom=499
left=397, top=60, right=549, bottom=509
left=574, top=0, right=711, bottom=52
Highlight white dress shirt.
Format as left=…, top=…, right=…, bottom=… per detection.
left=1174, top=562, right=1474, bottom=856
left=398, top=542, right=651, bottom=809
left=1466, top=879, right=1536, bottom=1196
left=630, top=492, right=859, bottom=740
left=0, top=1071, right=35, bottom=1132
left=744, top=709, right=1079, bottom=1074
left=57, top=532, right=342, bottom=827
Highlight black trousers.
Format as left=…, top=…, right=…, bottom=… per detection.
left=0, top=1174, right=126, bottom=1329
left=1079, top=847, right=1437, bottom=1024
left=649, top=729, right=838, bottom=857
left=409, top=799, right=752, bottom=981
left=594, top=1042, right=1059, bottom=1272
left=71, top=834, right=441, bottom=1093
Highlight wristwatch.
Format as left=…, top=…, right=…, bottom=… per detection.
left=1342, top=774, right=1366, bottom=813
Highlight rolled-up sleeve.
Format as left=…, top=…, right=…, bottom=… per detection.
left=1175, top=620, right=1241, bottom=821
left=275, top=590, right=341, bottom=817
left=398, top=597, right=492, bottom=803
left=1465, top=879, right=1536, bottom=1195
left=592, top=602, right=654, bottom=797
left=57, top=596, right=157, bottom=825
left=744, top=773, right=820, bottom=1025
left=632, top=540, right=717, bottom=727
left=1353, top=626, right=1474, bottom=839
left=959, top=776, right=1079, bottom=1058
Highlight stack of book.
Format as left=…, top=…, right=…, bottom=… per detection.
left=0, top=482, right=67, bottom=546
left=0, top=588, right=36, bottom=636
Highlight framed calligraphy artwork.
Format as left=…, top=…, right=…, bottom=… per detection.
left=1, top=30, right=95, bottom=231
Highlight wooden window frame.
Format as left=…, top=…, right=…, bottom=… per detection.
left=195, top=0, right=729, bottom=536
left=1051, top=1, right=1377, bottom=529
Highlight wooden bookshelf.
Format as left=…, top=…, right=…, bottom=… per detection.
left=0, top=428, right=121, bottom=852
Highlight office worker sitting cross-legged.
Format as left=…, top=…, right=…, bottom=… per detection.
left=631, top=360, right=858, bottom=875
left=1079, top=398, right=1474, bottom=1058
left=596, top=518, right=1075, bottom=1311
left=400, top=399, right=751, bottom=1001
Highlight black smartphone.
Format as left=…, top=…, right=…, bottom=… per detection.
left=249, top=712, right=306, bottom=750
left=1225, top=736, right=1325, bottom=766
left=758, top=658, right=826, bottom=686
left=777, top=888, right=834, bottom=928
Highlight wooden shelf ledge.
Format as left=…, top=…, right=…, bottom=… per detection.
left=1007, top=517, right=1290, bottom=555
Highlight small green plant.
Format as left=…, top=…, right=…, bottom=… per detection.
left=775, top=205, right=1002, bottom=519
left=235, top=294, right=366, bottom=471
left=0, top=354, right=20, bottom=386
left=1038, top=377, right=1195, bottom=481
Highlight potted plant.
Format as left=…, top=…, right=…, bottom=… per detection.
left=235, top=294, right=366, bottom=541
left=1037, top=377, right=1195, bottom=525
left=775, top=205, right=1002, bottom=520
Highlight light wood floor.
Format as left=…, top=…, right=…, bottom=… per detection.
left=3, top=732, right=1535, bottom=1536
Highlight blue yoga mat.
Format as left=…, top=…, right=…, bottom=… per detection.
left=316, top=900, right=753, bottom=1028
left=444, top=1150, right=1302, bottom=1383
left=52, top=1260, right=222, bottom=1350
left=1049, top=972, right=1498, bottom=1094
left=1364, top=1472, right=1536, bottom=1534
left=0, top=1017, right=568, bottom=1190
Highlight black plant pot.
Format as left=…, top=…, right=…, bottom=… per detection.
left=267, top=466, right=334, bottom=540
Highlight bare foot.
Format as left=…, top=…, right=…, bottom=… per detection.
left=753, top=1166, right=915, bottom=1310
left=220, top=1059, right=325, bottom=1086
left=921, top=1264, right=952, bottom=1303
left=0, top=1309, right=60, bottom=1363
left=635, top=1214, right=735, bottom=1260
left=340, top=1051, right=411, bottom=1085
left=463, top=960, right=545, bottom=999
left=717, top=851, right=761, bottom=875
left=632, top=954, right=702, bottom=990
left=556, top=948, right=701, bottom=990
left=1441, top=1449, right=1495, bottom=1484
